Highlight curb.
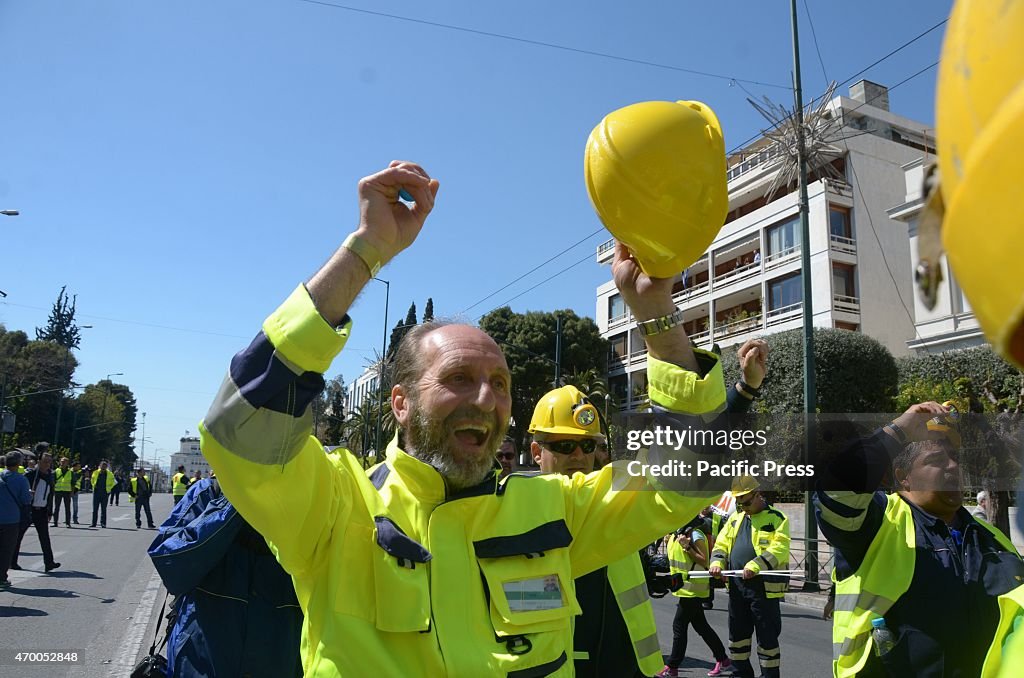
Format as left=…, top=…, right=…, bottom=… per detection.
left=785, top=590, right=829, bottom=612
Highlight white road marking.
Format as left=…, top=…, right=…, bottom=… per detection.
left=110, top=570, right=164, bottom=673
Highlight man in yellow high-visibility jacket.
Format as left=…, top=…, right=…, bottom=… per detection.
left=201, top=161, right=729, bottom=675
left=171, top=465, right=189, bottom=505
left=529, top=385, right=663, bottom=677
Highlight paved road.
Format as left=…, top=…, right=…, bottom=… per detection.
left=652, top=591, right=832, bottom=677
left=0, top=493, right=174, bottom=678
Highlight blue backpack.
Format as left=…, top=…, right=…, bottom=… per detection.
left=148, top=478, right=303, bottom=678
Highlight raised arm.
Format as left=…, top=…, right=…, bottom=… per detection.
left=200, top=162, right=440, bottom=574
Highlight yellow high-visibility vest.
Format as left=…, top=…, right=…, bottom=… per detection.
left=668, top=531, right=710, bottom=599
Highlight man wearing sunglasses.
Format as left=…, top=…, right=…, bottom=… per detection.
left=495, top=437, right=518, bottom=479
left=709, top=476, right=790, bottom=678
left=530, top=385, right=661, bottom=677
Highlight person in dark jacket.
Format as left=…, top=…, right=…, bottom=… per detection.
left=816, top=402, right=1024, bottom=677
left=14, top=447, right=61, bottom=572
left=129, top=468, right=156, bottom=529
left=1, top=452, right=32, bottom=587
left=109, top=472, right=123, bottom=506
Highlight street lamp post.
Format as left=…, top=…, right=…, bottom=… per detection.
left=100, top=373, right=124, bottom=420
left=372, top=278, right=390, bottom=459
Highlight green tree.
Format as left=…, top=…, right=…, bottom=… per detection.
left=0, top=325, right=77, bottom=447
left=36, top=286, right=82, bottom=349
left=386, top=302, right=418, bottom=361
left=423, top=298, right=434, bottom=323
left=720, top=327, right=898, bottom=414
left=478, top=307, right=608, bottom=455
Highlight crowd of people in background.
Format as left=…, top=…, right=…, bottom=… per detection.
left=0, top=442, right=208, bottom=588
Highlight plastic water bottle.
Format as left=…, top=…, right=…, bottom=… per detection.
left=871, top=618, right=896, bottom=657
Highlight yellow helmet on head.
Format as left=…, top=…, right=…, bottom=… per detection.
left=731, top=474, right=760, bottom=499
left=528, top=385, right=602, bottom=438
left=926, top=1, right=1024, bottom=367
left=585, top=99, right=728, bottom=278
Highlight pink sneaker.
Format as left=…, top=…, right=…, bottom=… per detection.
left=707, top=659, right=732, bottom=676
left=655, top=667, right=679, bottom=678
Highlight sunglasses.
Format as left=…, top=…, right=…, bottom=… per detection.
left=496, top=453, right=516, bottom=461
left=541, top=439, right=597, bottom=455
left=738, top=495, right=758, bottom=508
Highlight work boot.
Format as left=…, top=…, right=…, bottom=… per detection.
left=45, top=562, right=61, bottom=572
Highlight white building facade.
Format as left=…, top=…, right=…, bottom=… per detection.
left=887, top=157, right=985, bottom=353
left=170, top=436, right=212, bottom=478
left=596, top=82, right=931, bottom=410
left=345, top=364, right=381, bottom=417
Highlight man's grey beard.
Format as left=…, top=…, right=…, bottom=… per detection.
left=404, top=402, right=508, bottom=493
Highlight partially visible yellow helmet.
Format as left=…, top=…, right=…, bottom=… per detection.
left=528, top=385, right=602, bottom=438
left=731, top=475, right=760, bottom=499
left=925, top=401, right=962, bottom=449
left=932, top=1, right=1024, bottom=367
left=584, top=99, right=728, bottom=278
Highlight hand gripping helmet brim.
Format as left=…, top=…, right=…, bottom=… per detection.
left=528, top=385, right=603, bottom=438
left=936, top=0, right=1024, bottom=367
left=585, top=100, right=729, bottom=278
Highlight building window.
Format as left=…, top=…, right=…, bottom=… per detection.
left=608, top=333, right=627, bottom=362
left=609, top=375, right=628, bottom=404
left=608, top=293, right=626, bottom=321
left=829, top=205, right=852, bottom=240
left=768, top=272, right=802, bottom=311
left=834, top=321, right=859, bottom=331
left=833, top=263, right=856, bottom=297
left=765, top=215, right=801, bottom=257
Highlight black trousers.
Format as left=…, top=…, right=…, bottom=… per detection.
left=0, top=521, right=20, bottom=581
left=52, top=491, right=72, bottom=525
left=135, top=496, right=154, bottom=527
left=109, top=488, right=120, bottom=506
left=12, top=508, right=56, bottom=569
left=666, top=596, right=728, bottom=668
left=727, top=584, right=782, bottom=678
left=92, top=492, right=108, bottom=526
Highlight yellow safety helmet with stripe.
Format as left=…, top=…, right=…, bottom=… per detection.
left=527, top=385, right=602, bottom=438
left=918, top=1, right=1024, bottom=367
left=585, top=99, right=728, bottom=278
left=731, top=474, right=760, bottom=499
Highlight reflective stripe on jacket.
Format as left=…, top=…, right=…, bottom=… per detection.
left=606, top=554, right=663, bottom=675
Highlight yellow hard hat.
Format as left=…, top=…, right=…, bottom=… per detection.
left=930, top=1, right=1024, bottom=367
left=584, top=100, right=728, bottom=278
left=926, top=401, right=962, bottom=449
left=731, top=475, right=760, bottom=499
left=528, top=385, right=602, bottom=438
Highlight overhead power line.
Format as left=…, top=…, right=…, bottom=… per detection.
left=459, top=228, right=605, bottom=315
left=295, top=0, right=790, bottom=89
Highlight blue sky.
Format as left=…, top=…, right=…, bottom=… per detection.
left=0, top=0, right=951, bottom=469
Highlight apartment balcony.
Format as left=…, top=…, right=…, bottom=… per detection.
left=712, top=260, right=762, bottom=292
left=727, top=141, right=783, bottom=184
left=608, top=312, right=630, bottom=330
left=672, top=279, right=710, bottom=304
left=596, top=238, right=615, bottom=264
left=833, top=294, right=861, bottom=315
left=765, top=302, right=803, bottom=327
left=713, top=312, right=764, bottom=340
left=829, top=233, right=857, bottom=256
left=764, top=245, right=800, bottom=271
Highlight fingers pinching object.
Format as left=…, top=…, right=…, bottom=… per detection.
left=398, top=188, right=414, bottom=202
